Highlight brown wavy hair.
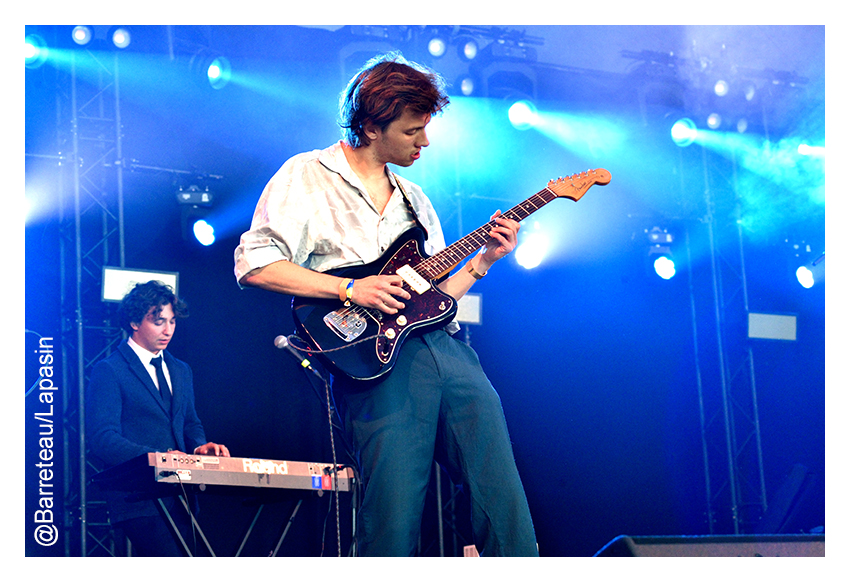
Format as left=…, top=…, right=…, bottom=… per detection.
left=339, top=52, right=449, bottom=148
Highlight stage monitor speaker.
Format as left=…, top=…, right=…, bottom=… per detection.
left=594, top=534, right=824, bottom=557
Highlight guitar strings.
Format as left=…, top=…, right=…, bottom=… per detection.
left=417, top=188, right=555, bottom=277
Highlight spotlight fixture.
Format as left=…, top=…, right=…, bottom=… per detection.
left=508, top=99, right=538, bottom=130
left=192, top=219, right=216, bottom=246
left=671, top=118, right=697, bottom=147
left=487, top=38, right=536, bottom=62
left=785, top=238, right=824, bottom=288
left=707, top=113, right=722, bottom=130
left=110, top=26, right=131, bottom=49
left=177, top=185, right=216, bottom=245
left=25, top=34, right=48, bottom=69
left=455, top=74, right=477, bottom=96
left=71, top=25, right=93, bottom=46
left=189, top=49, right=232, bottom=89
left=457, top=37, right=479, bottom=61
left=646, top=227, right=676, bottom=280
left=647, top=227, right=673, bottom=246
left=206, top=56, right=232, bottom=89
left=427, top=36, right=447, bottom=58
left=176, top=185, right=213, bottom=206
left=795, top=266, right=814, bottom=289
left=714, top=79, right=729, bottom=97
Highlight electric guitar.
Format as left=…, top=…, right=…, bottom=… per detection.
left=291, top=168, right=611, bottom=381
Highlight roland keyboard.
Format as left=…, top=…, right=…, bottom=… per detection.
left=92, top=452, right=355, bottom=493
left=149, top=452, right=355, bottom=491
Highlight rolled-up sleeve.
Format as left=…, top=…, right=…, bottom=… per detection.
left=234, top=154, right=315, bottom=284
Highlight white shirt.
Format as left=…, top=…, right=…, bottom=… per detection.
left=234, top=141, right=448, bottom=280
left=127, top=337, right=172, bottom=395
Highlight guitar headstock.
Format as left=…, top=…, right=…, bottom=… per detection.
left=547, top=168, right=611, bottom=201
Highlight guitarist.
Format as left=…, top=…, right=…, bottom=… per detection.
left=234, top=52, right=538, bottom=557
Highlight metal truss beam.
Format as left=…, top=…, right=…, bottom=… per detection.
left=59, top=47, right=127, bottom=557
left=692, top=145, right=768, bottom=535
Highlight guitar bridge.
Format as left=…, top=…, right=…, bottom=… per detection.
left=323, top=309, right=367, bottom=342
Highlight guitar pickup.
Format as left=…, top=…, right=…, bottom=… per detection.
left=396, top=265, right=431, bottom=295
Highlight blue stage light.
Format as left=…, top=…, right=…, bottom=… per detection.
left=192, top=219, right=216, bottom=246
left=707, top=113, right=722, bottom=130
left=427, top=36, right=447, bottom=58
left=25, top=34, right=48, bottom=69
left=515, top=228, right=548, bottom=270
left=508, top=100, right=538, bottom=130
left=653, top=255, right=676, bottom=280
left=458, top=76, right=475, bottom=96
left=206, top=57, right=231, bottom=89
left=795, top=266, right=814, bottom=289
left=458, top=38, right=479, bottom=61
left=72, top=25, right=92, bottom=46
left=671, top=118, right=697, bottom=147
left=111, top=27, right=131, bottom=49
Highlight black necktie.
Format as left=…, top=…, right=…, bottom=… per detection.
left=150, top=356, right=172, bottom=412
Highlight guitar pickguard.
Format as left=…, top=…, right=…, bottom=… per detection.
left=323, top=308, right=368, bottom=342
left=292, top=228, right=457, bottom=381
left=371, top=237, right=456, bottom=364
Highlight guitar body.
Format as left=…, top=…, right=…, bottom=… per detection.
left=292, top=228, right=458, bottom=381
left=291, top=168, right=611, bottom=382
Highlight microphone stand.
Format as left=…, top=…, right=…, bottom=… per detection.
left=274, top=333, right=358, bottom=557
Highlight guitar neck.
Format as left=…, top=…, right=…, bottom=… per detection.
left=418, top=186, right=559, bottom=280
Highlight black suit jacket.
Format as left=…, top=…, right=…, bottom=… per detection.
left=86, top=341, right=208, bottom=523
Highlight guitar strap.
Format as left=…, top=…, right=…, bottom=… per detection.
left=391, top=172, right=429, bottom=241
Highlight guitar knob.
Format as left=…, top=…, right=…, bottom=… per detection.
left=384, top=328, right=396, bottom=340
left=396, top=315, right=407, bottom=326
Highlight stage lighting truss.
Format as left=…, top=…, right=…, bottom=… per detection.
left=341, top=26, right=540, bottom=99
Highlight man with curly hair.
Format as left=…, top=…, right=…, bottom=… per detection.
left=87, top=280, right=229, bottom=556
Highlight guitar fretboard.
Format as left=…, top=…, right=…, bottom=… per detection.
left=418, top=187, right=558, bottom=279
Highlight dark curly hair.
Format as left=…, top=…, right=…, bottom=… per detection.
left=339, top=52, right=449, bottom=148
left=118, top=280, right=188, bottom=334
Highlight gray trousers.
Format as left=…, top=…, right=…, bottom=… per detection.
left=337, top=329, right=538, bottom=556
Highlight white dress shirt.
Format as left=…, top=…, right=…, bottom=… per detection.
left=234, top=141, right=448, bottom=281
left=126, top=337, right=173, bottom=395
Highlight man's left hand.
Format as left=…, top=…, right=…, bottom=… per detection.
left=194, top=442, right=231, bottom=457
left=479, top=210, right=520, bottom=269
